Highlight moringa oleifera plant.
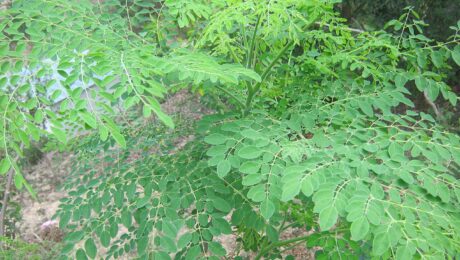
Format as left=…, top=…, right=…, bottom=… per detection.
left=1, top=0, right=460, bottom=259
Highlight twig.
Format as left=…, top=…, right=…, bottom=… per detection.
left=0, top=151, right=21, bottom=237
left=315, top=22, right=365, bottom=34
left=254, top=234, right=311, bottom=260
left=214, top=85, right=245, bottom=109
left=424, top=90, right=442, bottom=119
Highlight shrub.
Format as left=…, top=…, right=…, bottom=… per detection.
left=1, top=0, right=459, bottom=259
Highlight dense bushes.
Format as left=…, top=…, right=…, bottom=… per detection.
left=1, top=0, right=460, bottom=259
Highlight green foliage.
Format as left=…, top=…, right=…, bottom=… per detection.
left=1, top=0, right=460, bottom=259
left=55, top=120, right=252, bottom=259
left=0, top=236, right=62, bottom=260
left=0, top=0, right=258, bottom=190
left=205, top=111, right=460, bottom=257
left=340, top=0, right=460, bottom=41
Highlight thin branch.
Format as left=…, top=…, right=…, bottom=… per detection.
left=214, top=85, right=245, bottom=109
left=315, top=22, right=365, bottom=34
left=254, top=234, right=311, bottom=260
left=424, top=90, right=442, bottom=119
left=0, top=150, right=21, bottom=237
left=247, top=13, right=262, bottom=68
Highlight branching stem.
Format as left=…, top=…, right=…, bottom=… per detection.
left=254, top=234, right=311, bottom=260
left=243, top=18, right=319, bottom=115
left=214, top=85, right=245, bottom=109
left=247, top=13, right=262, bottom=68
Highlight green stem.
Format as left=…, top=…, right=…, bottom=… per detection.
left=246, top=13, right=262, bottom=68
left=278, top=212, right=288, bottom=233
left=280, top=222, right=299, bottom=232
left=214, top=85, right=245, bottom=109
left=243, top=18, right=320, bottom=115
left=243, top=41, right=294, bottom=115
left=254, top=234, right=310, bottom=260
left=226, top=42, right=241, bottom=64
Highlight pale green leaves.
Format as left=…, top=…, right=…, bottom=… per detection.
left=237, top=145, right=262, bottom=159
left=51, top=126, right=67, bottom=144
left=372, top=232, right=391, bottom=256
left=239, top=161, right=260, bottom=174
left=260, top=199, right=275, bottom=220
left=281, top=181, right=301, bottom=202
left=217, top=160, right=231, bottom=177
left=451, top=45, right=460, bottom=66
left=109, top=127, right=126, bottom=148
left=358, top=99, right=374, bottom=117
left=394, top=74, right=408, bottom=88
left=241, top=129, right=261, bottom=139
left=301, top=177, right=314, bottom=197
left=247, top=184, right=266, bottom=202
left=204, top=133, right=228, bottom=145
left=414, top=76, right=428, bottom=92
left=79, top=112, right=97, bottom=129
left=430, top=50, right=444, bottom=68
left=155, top=110, right=175, bottom=129
left=319, top=206, right=338, bottom=231
left=350, top=217, right=369, bottom=241
left=395, top=244, right=416, bottom=259
left=158, top=52, right=261, bottom=85
left=388, top=142, right=405, bottom=161
left=0, top=157, right=11, bottom=175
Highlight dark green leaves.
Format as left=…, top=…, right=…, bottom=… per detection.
left=177, top=233, right=192, bottom=249
left=84, top=238, right=97, bottom=258
left=76, top=249, right=88, bottom=260
left=137, top=236, right=148, bottom=254
left=67, top=231, right=84, bottom=243
left=99, top=231, right=111, bottom=248
left=212, top=197, right=231, bottom=213
left=121, top=210, right=132, bottom=228
left=208, top=242, right=226, bottom=256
